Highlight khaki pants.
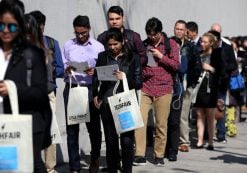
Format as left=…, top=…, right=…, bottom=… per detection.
left=45, top=92, right=56, bottom=173
left=135, top=92, right=172, bottom=158
left=179, top=87, right=193, bottom=145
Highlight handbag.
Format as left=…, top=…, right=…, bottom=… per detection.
left=0, top=80, right=33, bottom=172
left=67, top=72, right=90, bottom=125
left=108, top=74, right=144, bottom=134
left=229, top=73, right=245, bottom=92
left=215, top=99, right=225, bottom=120
left=191, top=71, right=206, bottom=104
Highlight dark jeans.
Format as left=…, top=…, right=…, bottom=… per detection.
left=216, top=92, right=227, bottom=140
left=33, top=132, right=47, bottom=173
left=166, top=95, right=183, bottom=156
left=63, top=85, right=102, bottom=171
left=100, top=102, right=134, bottom=173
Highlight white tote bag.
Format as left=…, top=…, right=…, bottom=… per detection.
left=0, top=80, right=33, bottom=172
left=108, top=75, right=144, bottom=134
left=48, top=92, right=62, bottom=144
left=67, top=72, right=90, bottom=125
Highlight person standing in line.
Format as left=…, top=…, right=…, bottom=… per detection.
left=97, top=5, right=147, bottom=67
left=179, top=21, right=202, bottom=152
left=29, top=10, right=64, bottom=173
left=210, top=25, right=238, bottom=143
left=93, top=27, right=142, bottom=173
left=62, top=15, right=104, bottom=173
left=133, top=17, right=179, bottom=166
left=0, top=1, right=52, bottom=172
left=186, top=21, right=201, bottom=49
left=165, top=20, right=202, bottom=161
left=194, top=32, right=225, bottom=150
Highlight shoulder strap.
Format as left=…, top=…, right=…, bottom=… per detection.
left=45, top=36, right=55, bottom=52
left=162, top=32, right=171, bottom=55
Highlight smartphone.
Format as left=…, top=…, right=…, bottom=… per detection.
left=238, top=50, right=245, bottom=58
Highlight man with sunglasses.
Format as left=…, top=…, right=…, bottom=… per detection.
left=62, top=15, right=104, bottom=173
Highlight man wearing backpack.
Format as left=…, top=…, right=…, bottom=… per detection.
left=29, top=10, right=64, bottom=173
left=97, top=5, right=147, bottom=67
left=165, top=20, right=202, bottom=161
left=133, top=17, right=179, bottom=166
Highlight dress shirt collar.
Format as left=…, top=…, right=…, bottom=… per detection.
left=74, top=37, right=92, bottom=46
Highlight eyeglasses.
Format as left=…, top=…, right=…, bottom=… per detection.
left=74, top=31, right=89, bottom=38
left=0, top=22, right=19, bottom=33
left=148, top=32, right=161, bottom=39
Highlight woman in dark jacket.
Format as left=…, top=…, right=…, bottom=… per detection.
left=0, top=1, right=51, bottom=172
left=194, top=32, right=223, bottom=150
left=93, top=27, right=142, bottom=173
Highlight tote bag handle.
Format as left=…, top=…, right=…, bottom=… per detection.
left=69, top=70, right=81, bottom=89
left=113, top=73, right=129, bottom=95
left=4, top=80, right=19, bottom=115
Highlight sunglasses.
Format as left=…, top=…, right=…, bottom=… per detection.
left=0, top=22, right=19, bottom=33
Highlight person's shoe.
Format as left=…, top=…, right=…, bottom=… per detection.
left=217, top=138, right=227, bottom=144
left=179, top=144, right=189, bottom=152
left=89, top=158, right=99, bottom=173
left=240, top=117, right=246, bottom=122
left=154, top=157, right=165, bottom=167
left=133, top=156, right=147, bottom=166
left=168, top=154, right=177, bottom=162
left=195, top=144, right=204, bottom=149
left=206, top=145, right=214, bottom=151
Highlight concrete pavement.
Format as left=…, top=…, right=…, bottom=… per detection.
left=56, top=116, right=247, bottom=173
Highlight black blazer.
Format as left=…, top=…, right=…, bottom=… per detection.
left=219, top=41, right=238, bottom=92
left=3, top=44, right=52, bottom=136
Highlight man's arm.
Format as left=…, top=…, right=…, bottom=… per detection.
left=53, top=39, right=65, bottom=78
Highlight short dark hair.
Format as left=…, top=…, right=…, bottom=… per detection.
left=73, top=15, right=90, bottom=28
left=106, top=27, right=123, bottom=43
left=208, top=30, right=221, bottom=41
left=29, top=10, right=46, bottom=26
left=107, top=6, right=124, bottom=17
left=175, top=19, right=186, bottom=26
left=186, top=21, right=198, bottom=33
left=145, top=17, right=163, bottom=35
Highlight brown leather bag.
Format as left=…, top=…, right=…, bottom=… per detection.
left=215, top=99, right=225, bottom=120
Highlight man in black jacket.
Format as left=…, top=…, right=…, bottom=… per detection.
left=97, top=5, right=147, bottom=67
left=209, top=29, right=237, bottom=143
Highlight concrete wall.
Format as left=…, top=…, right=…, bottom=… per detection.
left=23, top=0, right=247, bottom=45
left=21, top=0, right=247, bottom=163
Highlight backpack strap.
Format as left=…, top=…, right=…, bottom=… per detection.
left=45, top=36, right=55, bottom=53
left=162, top=32, right=171, bottom=56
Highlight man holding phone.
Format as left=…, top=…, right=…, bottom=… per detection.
left=62, top=15, right=104, bottom=173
